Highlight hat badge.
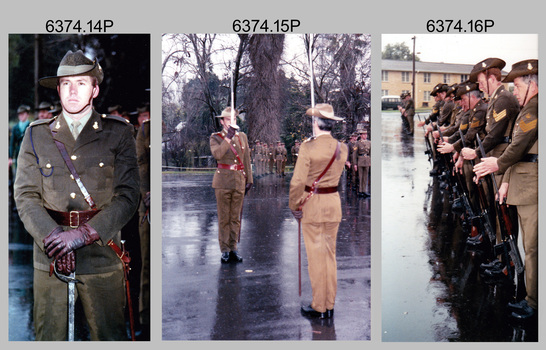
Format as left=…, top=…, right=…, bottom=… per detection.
left=466, top=86, right=470, bottom=91
left=527, top=62, right=533, bottom=70
left=482, top=62, right=487, bottom=68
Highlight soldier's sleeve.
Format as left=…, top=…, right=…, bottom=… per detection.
left=87, top=122, right=140, bottom=243
left=497, top=111, right=538, bottom=174
left=210, top=133, right=231, bottom=160
left=14, top=126, right=61, bottom=249
left=136, top=121, right=150, bottom=195
left=463, top=108, right=487, bottom=149
left=289, top=142, right=310, bottom=211
left=478, top=95, right=519, bottom=157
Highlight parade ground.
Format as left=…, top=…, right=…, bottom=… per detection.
left=381, top=111, right=538, bottom=341
left=162, top=171, right=371, bottom=340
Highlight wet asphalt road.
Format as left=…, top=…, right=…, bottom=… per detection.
left=162, top=171, right=371, bottom=340
left=381, top=111, right=538, bottom=342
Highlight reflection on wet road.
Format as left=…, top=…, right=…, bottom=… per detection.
left=381, top=112, right=538, bottom=342
left=162, top=172, right=370, bottom=340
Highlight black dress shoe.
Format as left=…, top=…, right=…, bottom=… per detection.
left=511, top=303, right=536, bottom=320
left=466, top=233, right=484, bottom=246
left=326, top=309, right=334, bottom=318
left=301, top=305, right=330, bottom=319
left=230, top=251, right=243, bottom=263
left=221, top=252, right=230, bottom=263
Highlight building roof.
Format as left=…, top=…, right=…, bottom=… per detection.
left=382, top=59, right=508, bottom=75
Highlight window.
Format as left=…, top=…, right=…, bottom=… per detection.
left=423, top=91, right=431, bottom=102
left=382, top=90, right=389, bottom=96
left=443, top=74, right=450, bottom=84
left=381, top=70, right=388, bottom=82
left=423, top=73, right=431, bottom=83
left=460, top=74, right=468, bottom=82
left=401, top=71, right=410, bottom=82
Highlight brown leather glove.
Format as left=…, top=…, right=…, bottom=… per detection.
left=226, top=125, right=236, bottom=140
left=55, top=251, right=76, bottom=275
left=245, top=183, right=253, bottom=195
left=44, top=223, right=100, bottom=258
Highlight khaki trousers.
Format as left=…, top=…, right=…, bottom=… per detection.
left=33, top=266, right=126, bottom=341
left=302, top=221, right=339, bottom=313
left=517, top=203, right=538, bottom=309
left=358, top=166, right=369, bottom=193
left=215, top=188, right=244, bottom=252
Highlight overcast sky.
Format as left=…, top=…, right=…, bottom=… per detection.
left=382, top=34, right=538, bottom=70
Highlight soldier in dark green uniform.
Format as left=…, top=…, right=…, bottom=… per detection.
left=398, top=92, right=415, bottom=135
left=36, top=101, right=54, bottom=120
left=14, top=50, right=140, bottom=341
left=135, top=106, right=150, bottom=338
left=474, top=59, right=538, bottom=320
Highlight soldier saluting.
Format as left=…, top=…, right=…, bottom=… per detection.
left=14, top=50, right=140, bottom=340
left=210, top=107, right=253, bottom=263
left=289, top=103, right=348, bottom=319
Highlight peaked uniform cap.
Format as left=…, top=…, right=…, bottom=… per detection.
left=305, top=103, right=343, bottom=121
left=215, top=107, right=239, bottom=118
left=469, top=57, right=505, bottom=82
left=17, top=105, right=31, bottom=113
left=430, top=83, right=448, bottom=96
left=502, top=59, right=538, bottom=82
left=36, top=101, right=53, bottom=110
left=39, top=50, right=104, bottom=89
left=455, top=81, right=479, bottom=99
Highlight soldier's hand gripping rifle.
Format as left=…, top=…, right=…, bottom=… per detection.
left=456, top=133, right=495, bottom=249
left=476, top=135, right=524, bottom=288
left=418, top=114, right=433, bottom=163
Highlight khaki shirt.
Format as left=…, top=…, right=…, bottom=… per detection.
left=289, top=134, right=348, bottom=223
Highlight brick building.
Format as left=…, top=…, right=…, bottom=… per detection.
left=381, top=59, right=488, bottom=109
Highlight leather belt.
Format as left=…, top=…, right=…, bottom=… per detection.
left=47, top=208, right=100, bottom=228
left=304, top=185, right=338, bottom=194
left=521, top=154, right=538, bottom=163
left=217, top=163, right=245, bottom=171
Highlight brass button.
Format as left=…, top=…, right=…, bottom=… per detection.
left=46, top=163, right=51, bottom=169
left=71, top=155, right=77, bottom=160
left=70, top=193, right=76, bottom=199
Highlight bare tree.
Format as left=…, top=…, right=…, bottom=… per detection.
left=246, top=34, right=285, bottom=143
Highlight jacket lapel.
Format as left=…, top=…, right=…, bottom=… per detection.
left=74, top=111, right=102, bottom=152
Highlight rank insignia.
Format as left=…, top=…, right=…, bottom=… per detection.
left=93, top=121, right=99, bottom=129
left=55, top=121, right=61, bottom=129
left=519, top=115, right=537, bottom=133
left=493, top=109, right=506, bottom=122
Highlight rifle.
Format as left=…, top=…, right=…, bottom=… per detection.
left=457, top=129, right=495, bottom=245
left=476, top=135, right=524, bottom=288
left=418, top=114, right=433, bottom=163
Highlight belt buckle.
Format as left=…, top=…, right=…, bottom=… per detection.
left=69, top=211, right=79, bottom=228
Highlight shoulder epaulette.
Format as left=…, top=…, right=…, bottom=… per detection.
left=102, top=114, right=130, bottom=124
left=29, top=116, right=56, bottom=127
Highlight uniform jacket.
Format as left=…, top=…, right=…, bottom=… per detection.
left=210, top=129, right=253, bottom=191
left=136, top=119, right=150, bottom=213
left=500, top=94, right=538, bottom=206
left=14, top=110, right=140, bottom=274
left=478, top=85, right=520, bottom=157
left=275, top=145, right=287, bottom=160
left=289, top=134, right=348, bottom=224
left=438, top=99, right=455, bottom=126
left=451, top=99, right=488, bottom=153
left=402, top=98, right=415, bottom=117
left=353, top=139, right=371, bottom=167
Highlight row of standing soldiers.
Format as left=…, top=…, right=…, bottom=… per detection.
left=252, top=140, right=288, bottom=177
left=250, top=131, right=371, bottom=198
left=417, top=58, right=538, bottom=321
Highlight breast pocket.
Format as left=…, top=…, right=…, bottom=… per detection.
left=83, top=156, right=115, bottom=193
